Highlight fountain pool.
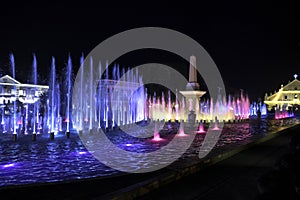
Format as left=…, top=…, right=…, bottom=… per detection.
left=0, top=116, right=298, bottom=187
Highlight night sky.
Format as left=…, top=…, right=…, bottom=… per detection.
left=1, top=1, right=300, bottom=101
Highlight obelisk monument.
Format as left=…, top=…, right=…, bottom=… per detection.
left=186, top=55, right=200, bottom=90
left=180, top=55, right=206, bottom=123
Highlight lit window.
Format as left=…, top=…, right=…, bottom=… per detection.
left=295, top=94, right=298, bottom=99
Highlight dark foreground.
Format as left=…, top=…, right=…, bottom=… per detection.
left=0, top=124, right=300, bottom=200
left=139, top=125, right=300, bottom=200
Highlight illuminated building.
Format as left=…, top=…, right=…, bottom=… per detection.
left=264, top=74, right=300, bottom=111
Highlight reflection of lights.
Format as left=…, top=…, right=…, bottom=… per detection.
left=125, top=144, right=132, bottom=147
left=78, top=151, right=87, bottom=155
left=3, top=163, right=15, bottom=168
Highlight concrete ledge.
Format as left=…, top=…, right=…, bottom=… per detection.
left=99, top=123, right=300, bottom=200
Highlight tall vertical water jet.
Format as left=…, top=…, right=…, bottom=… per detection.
left=9, top=53, right=17, bottom=135
left=97, top=61, right=102, bottom=129
left=57, top=83, right=62, bottom=132
left=89, top=56, right=93, bottom=131
left=79, top=54, right=84, bottom=131
left=32, top=54, right=38, bottom=134
left=1, top=86, right=5, bottom=128
left=65, top=55, right=72, bottom=133
left=168, top=90, right=172, bottom=120
left=175, top=89, right=179, bottom=120
left=49, top=57, right=56, bottom=133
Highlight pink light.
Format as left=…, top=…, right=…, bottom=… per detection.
left=211, top=122, right=220, bottom=130
left=152, top=132, right=163, bottom=141
left=64, top=118, right=69, bottom=122
left=17, top=120, right=22, bottom=125
left=196, top=123, right=206, bottom=134
left=177, top=130, right=187, bottom=137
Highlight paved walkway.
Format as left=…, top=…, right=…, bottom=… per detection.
left=138, top=125, right=300, bottom=200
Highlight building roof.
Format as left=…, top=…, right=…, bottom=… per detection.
left=0, top=75, right=48, bottom=89
left=0, top=75, right=21, bottom=84
left=282, top=79, right=300, bottom=91
left=264, top=75, right=300, bottom=106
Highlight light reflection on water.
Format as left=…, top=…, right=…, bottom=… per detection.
left=0, top=117, right=298, bottom=187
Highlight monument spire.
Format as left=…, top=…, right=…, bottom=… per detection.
left=186, top=55, right=200, bottom=90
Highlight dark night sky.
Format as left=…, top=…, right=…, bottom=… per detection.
left=1, top=1, right=300, bottom=101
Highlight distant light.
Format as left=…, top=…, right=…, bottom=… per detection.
left=78, top=151, right=87, bottom=155
left=125, top=144, right=132, bottom=147
left=294, top=74, right=298, bottom=79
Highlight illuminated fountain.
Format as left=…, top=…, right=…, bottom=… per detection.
left=0, top=54, right=258, bottom=138
left=10, top=54, right=17, bottom=136
left=177, top=121, right=187, bottom=136
left=152, top=120, right=164, bottom=141
left=274, top=105, right=294, bottom=119
left=72, top=56, right=146, bottom=133
left=65, top=55, right=72, bottom=135
left=47, top=57, right=63, bottom=137
left=148, top=56, right=250, bottom=123
left=249, top=102, right=267, bottom=116
left=196, top=121, right=206, bottom=133
left=32, top=54, right=38, bottom=135
left=0, top=54, right=49, bottom=138
left=211, top=118, right=220, bottom=130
